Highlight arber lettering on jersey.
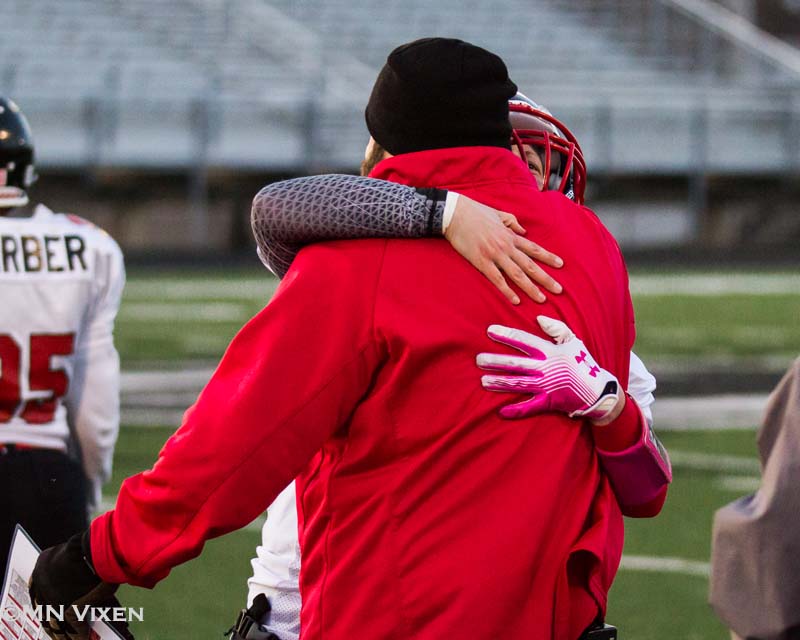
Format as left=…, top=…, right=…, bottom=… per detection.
left=0, top=234, right=88, bottom=274
left=21, top=235, right=42, bottom=272
left=44, top=236, right=65, bottom=272
left=65, top=235, right=87, bottom=271
left=2, top=236, right=19, bottom=272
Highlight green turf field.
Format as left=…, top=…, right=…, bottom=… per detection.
left=117, top=269, right=800, bottom=366
left=108, top=426, right=758, bottom=639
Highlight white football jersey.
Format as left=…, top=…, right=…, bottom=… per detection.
left=0, top=204, right=124, bottom=508
left=247, top=482, right=301, bottom=640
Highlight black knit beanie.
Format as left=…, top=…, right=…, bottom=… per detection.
left=365, top=37, right=518, bottom=155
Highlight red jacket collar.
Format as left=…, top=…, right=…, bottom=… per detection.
left=369, top=146, right=536, bottom=191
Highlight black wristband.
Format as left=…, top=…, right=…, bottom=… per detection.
left=415, top=187, right=448, bottom=236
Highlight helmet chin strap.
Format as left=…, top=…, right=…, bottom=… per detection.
left=0, top=187, right=29, bottom=208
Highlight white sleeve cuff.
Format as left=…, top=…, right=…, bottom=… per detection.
left=442, top=191, right=460, bottom=234
left=628, top=351, right=657, bottom=427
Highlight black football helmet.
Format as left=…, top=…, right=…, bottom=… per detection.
left=508, top=92, right=586, bottom=204
left=0, top=97, right=36, bottom=208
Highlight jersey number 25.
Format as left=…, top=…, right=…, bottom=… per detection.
left=0, top=334, right=75, bottom=424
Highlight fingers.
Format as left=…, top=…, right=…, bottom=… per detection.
left=40, top=618, right=82, bottom=640
left=449, top=199, right=562, bottom=305
left=498, top=211, right=526, bottom=234
left=476, top=352, right=545, bottom=375
left=512, top=237, right=563, bottom=295
left=499, top=394, right=550, bottom=419
left=484, top=325, right=549, bottom=359
left=536, top=315, right=575, bottom=344
left=30, top=594, right=63, bottom=640
left=477, top=352, right=540, bottom=374
left=480, top=261, right=521, bottom=305
left=513, top=235, right=563, bottom=269
left=481, top=374, right=542, bottom=394
left=516, top=251, right=563, bottom=296
left=481, top=233, right=548, bottom=304
left=62, top=609, right=92, bottom=640
left=502, top=235, right=563, bottom=298
left=81, top=581, right=120, bottom=604
left=495, top=252, right=546, bottom=303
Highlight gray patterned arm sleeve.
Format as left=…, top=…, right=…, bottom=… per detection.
left=251, top=174, right=448, bottom=277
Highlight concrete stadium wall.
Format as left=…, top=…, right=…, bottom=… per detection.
left=30, top=171, right=263, bottom=252
left=27, top=170, right=800, bottom=258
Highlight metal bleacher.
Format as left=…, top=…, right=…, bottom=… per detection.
left=1, top=0, right=799, bottom=175
left=271, top=0, right=800, bottom=174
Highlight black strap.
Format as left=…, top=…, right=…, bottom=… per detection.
left=579, top=623, right=618, bottom=639
left=224, top=594, right=281, bottom=640
left=415, top=187, right=448, bottom=236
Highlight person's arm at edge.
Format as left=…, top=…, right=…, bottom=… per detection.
left=251, top=175, right=447, bottom=277
left=89, top=242, right=387, bottom=587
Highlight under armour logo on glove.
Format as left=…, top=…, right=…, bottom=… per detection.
left=476, top=315, right=620, bottom=422
left=574, top=350, right=601, bottom=377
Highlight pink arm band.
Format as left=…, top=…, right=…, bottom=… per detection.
left=595, top=398, right=672, bottom=514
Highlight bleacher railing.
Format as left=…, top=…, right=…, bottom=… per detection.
left=657, top=0, right=800, bottom=83
left=10, top=0, right=800, bottom=177
left=603, top=0, right=800, bottom=86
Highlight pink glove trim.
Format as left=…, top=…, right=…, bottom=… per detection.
left=481, top=363, right=598, bottom=405
left=478, top=319, right=621, bottom=422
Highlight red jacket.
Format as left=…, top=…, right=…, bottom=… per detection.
left=91, top=147, right=635, bottom=639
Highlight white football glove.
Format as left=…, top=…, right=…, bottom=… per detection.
left=477, top=315, right=621, bottom=422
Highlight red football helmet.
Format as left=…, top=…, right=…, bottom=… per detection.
left=509, top=92, right=586, bottom=204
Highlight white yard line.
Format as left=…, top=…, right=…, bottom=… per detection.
left=629, top=273, right=800, bottom=296
left=120, top=302, right=250, bottom=322
left=668, top=450, right=760, bottom=474
left=121, top=369, right=214, bottom=392
left=715, top=475, right=762, bottom=493
left=123, top=273, right=800, bottom=301
left=649, top=354, right=794, bottom=375
left=619, top=555, right=710, bottom=577
left=655, top=394, right=767, bottom=430
left=120, top=371, right=770, bottom=432
left=124, top=279, right=275, bottom=300
left=121, top=408, right=188, bottom=427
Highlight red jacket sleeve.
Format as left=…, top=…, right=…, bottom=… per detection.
left=90, top=242, right=387, bottom=587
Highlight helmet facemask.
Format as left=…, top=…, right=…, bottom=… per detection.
left=0, top=151, right=35, bottom=208
left=0, top=98, right=36, bottom=209
left=508, top=96, right=586, bottom=204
